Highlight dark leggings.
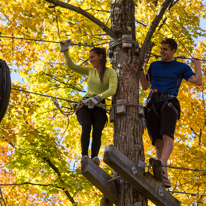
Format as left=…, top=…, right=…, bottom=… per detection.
left=77, top=106, right=107, bottom=158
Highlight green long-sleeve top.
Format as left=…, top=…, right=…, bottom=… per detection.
left=64, top=51, right=118, bottom=99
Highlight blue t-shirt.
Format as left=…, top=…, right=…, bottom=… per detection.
left=147, top=60, right=195, bottom=100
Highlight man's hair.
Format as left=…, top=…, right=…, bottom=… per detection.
left=161, top=38, right=177, bottom=51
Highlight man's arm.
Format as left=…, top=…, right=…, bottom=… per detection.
left=139, top=69, right=150, bottom=90
left=187, top=58, right=203, bottom=86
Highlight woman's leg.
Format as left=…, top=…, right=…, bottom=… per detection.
left=77, top=107, right=92, bottom=157
left=91, top=108, right=107, bottom=158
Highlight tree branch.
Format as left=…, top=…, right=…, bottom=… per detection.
left=43, top=158, right=76, bottom=204
left=45, top=0, right=116, bottom=39
left=0, top=182, right=62, bottom=188
left=168, top=0, right=180, bottom=10
left=139, top=0, right=173, bottom=70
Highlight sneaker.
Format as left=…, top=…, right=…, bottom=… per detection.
left=81, top=155, right=88, bottom=164
left=149, top=157, right=166, bottom=174
left=92, top=156, right=100, bottom=166
left=163, top=176, right=171, bottom=188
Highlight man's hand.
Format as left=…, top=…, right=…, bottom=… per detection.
left=60, top=39, right=71, bottom=52
left=83, top=96, right=102, bottom=108
left=191, top=57, right=200, bottom=65
left=187, top=57, right=202, bottom=86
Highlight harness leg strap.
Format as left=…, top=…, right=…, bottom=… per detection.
left=161, top=98, right=178, bottom=117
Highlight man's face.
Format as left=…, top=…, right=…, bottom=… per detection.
left=160, top=44, right=175, bottom=62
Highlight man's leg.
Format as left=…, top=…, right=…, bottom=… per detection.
left=159, top=100, right=177, bottom=178
left=154, top=139, right=163, bottom=159
left=155, top=135, right=174, bottom=178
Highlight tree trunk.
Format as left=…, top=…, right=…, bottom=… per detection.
left=110, top=0, right=147, bottom=205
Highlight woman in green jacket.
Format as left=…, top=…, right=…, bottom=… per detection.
left=60, top=40, right=118, bottom=166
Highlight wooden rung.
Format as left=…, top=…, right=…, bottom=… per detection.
left=81, top=157, right=119, bottom=206
left=103, top=145, right=180, bottom=206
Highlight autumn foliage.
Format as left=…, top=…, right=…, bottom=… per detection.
left=0, top=0, right=206, bottom=205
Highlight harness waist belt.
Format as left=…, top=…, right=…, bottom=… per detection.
left=154, top=94, right=176, bottom=100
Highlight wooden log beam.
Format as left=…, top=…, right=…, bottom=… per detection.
left=103, top=145, right=180, bottom=206
left=81, top=157, right=119, bottom=206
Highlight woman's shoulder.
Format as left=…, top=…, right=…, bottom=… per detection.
left=87, top=66, right=95, bottom=73
left=106, top=67, right=116, bottom=74
left=105, top=68, right=117, bottom=77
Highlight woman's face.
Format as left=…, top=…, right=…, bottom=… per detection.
left=89, top=51, right=102, bottom=69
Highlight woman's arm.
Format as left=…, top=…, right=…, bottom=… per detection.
left=99, top=69, right=118, bottom=99
left=64, top=51, right=90, bottom=75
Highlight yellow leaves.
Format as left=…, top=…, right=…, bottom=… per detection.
left=0, top=0, right=205, bottom=205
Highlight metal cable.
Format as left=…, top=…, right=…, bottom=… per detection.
left=147, top=164, right=206, bottom=172
left=11, top=88, right=77, bottom=103
left=148, top=3, right=193, bottom=57
left=169, top=190, right=206, bottom=197
left=11, top=87, right=145, bottom=109
left=149, top=52, right=206, bottom=61
left=109, top=37, right=139, bottom=49
left=0, top=34, right=109, bottom=47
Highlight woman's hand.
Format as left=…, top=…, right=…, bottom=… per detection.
left=60, top=39, right=71, bottom=52
left=83, top=96, right=102, bottom=108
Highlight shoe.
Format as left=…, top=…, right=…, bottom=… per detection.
left=81, top=155, right=88, bottom=164
left=92, top=156, right=100, bottom=166
left=163, top=176, right=171, bottom=188
left=149, top=157, right=166, bottom=174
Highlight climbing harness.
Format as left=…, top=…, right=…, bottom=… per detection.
left=146, top=89, right=158, bottom=106
left=73, top=98, right=107, bottom=112
left=146, top=90, right=178, bottom=118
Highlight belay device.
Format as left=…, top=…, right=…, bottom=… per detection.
left=0, top=59, right=11, bottom=123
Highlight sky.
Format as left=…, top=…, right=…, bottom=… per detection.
left=198, top=17, right=206, bottom=41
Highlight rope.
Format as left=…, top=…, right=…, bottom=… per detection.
left=51, top=97, right=70, bottom=117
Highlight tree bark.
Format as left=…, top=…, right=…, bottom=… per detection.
left=110, top=0, right=147, bottom=205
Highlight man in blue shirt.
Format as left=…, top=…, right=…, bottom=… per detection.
left=140, top=38, right=202, bottom=188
